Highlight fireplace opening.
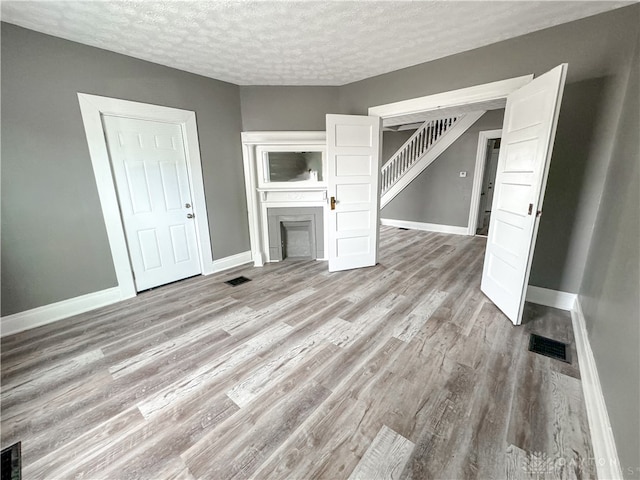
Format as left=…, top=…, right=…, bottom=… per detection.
left=267, top=207, right=324, bottom=262
left=281, top=221, right=314, bottom=260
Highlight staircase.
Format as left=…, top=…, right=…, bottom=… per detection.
left=380, top=111, right=485, bottom=208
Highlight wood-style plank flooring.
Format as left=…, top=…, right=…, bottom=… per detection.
left=1, top=226, right=594, bottom=479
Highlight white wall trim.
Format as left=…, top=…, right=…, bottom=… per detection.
left=0, top=287, right=123, bottom=337
left=209, top=251, right=253, bottom=274
left=468, top=129, right=502, bottom=235
left=381, top=218, right=468, bottom=235
left=368, top=75, right=532, bottom=120
left=525, top=285, right=577, bottom=310
left=571, top=299, right=623, bottom=480
left=77, top=93, right=214, bottom=298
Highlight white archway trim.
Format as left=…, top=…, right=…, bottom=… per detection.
left=77, top=93, right=214, bottom=300
left=368, top=74, right=532, bottom=121
left=468, top=129, right=503, bottom=235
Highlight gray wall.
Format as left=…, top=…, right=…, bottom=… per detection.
left=382, top=130, right=415, bottom=163
left=579, top=33, right=639, bottom=477
left=530, top=76, right=610, bottom=290
left=1, top=23, right=249, bottom=316
left=381, top=110, right=504, bottom=227
left=239, top=86, right=340, bottom=131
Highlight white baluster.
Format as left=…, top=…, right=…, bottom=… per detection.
left=410, top=138, right=414, bottom=168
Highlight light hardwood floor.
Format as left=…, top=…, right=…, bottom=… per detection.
left=1, top=226, right=594, bottom=479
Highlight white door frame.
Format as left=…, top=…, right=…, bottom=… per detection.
left=467, top=129, right=502, bottom=235
left=78, top=93, right=214, bottom=300
left=368, top=75, right=532, bottom=121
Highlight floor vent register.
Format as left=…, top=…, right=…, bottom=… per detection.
left=528, top=333, right=570, bottom=363
left=225, top=276, right=252, bottom=287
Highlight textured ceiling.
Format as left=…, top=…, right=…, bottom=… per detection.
left=1, top=1, right=629, bottom=86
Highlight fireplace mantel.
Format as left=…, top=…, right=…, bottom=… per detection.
left=256, top=186, right=327, bottom=203
left=241, top=132, right=328, bottom=266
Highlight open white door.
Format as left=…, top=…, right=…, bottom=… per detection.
left=326, top=114, right=382, bottom=272
left=481, top=64, right=568, bottom=325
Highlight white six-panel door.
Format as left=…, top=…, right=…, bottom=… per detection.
left=102, top=116, right=201, bottom=291
left=326, top=114, right=382, bottom=272
left=481, top=64, right=568, bottom=325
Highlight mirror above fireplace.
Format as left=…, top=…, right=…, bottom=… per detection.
left=257, top=145, right=325, bottom=189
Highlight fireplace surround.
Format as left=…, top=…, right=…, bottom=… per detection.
left=267, top=207, right=324, bottom=261
left=241, top=132, right=328, bottom=266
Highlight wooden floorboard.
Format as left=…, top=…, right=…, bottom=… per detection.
left=1, top=226, right=594, bottom=479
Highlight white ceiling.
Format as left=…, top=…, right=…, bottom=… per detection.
left=1, top=1, right=629, bottom=86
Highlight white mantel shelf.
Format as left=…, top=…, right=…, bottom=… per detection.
left=241, top=131, right=326, bottom=144
left=257, top=186, right=328, bottom=202
left=256, top=186, right=327, bottom=192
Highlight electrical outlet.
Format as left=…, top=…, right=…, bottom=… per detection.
left=459, top=171, right=467, bottom=178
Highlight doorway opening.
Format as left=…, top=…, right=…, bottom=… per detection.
left=475, top=137, right=501, bottom=236
left=369, top=66, right=568, bottom=325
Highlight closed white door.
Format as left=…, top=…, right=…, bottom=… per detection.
left=102, top=116, right=201, bottom=291
left=326, top=114, right=382, bottom=272
left=481, top=64, right=568, bottom=325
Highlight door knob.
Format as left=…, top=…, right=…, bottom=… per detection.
left=185, top=203, right=192, bottom=208
left=187, top=213, right=194, bottom=219
left=330, top=196, right=337, bottom=210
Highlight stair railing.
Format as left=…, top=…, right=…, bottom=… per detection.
left=381, top=116, right=460, bottom=196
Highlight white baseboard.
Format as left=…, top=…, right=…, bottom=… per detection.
left=526, top=285, right=577, bottom=310
left=209, top=251, right=253, bottom=274
left=380, top=218, right=468, bottom=236
left=571, top=299, right=623, bottom=480
left=1, top=251, right=252, bottom=338
left=0, top=286, right=125, bottom=338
